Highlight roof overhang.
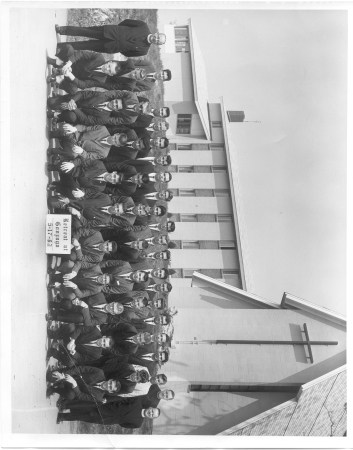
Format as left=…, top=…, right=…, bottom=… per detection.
left=220, top=96, right=251, bottom=290
left=191, top=272, right=280, bottom=309
left=188, top=19, right=211, bottom=140
left=281, top=292, right=346, bottom=327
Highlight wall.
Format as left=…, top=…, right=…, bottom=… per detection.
left=172, top=222, right=235, bottom=240
left=170, top=197, right=232, bottom=214
left=156, top=307, right=346, bottom=434
left=170, top=150, right=227, bottom=166
left=169, top=173, right=229, bottom=190
left=170, top=249, right=239, bottom=269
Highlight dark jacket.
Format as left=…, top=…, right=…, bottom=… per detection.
left=101, top=322, right=139, bottom=356
left=103, top=163, right=138, bottom=197
left=69, top=90, right=140, bottom=126
left=140, top=383, right=161, bottom=408
left=70, top=227, right=106, bottom=271
left=65, top=325, right=104, bottom=363
left=86, top=397, right=145, bottom=427
left=70, top=265, right=106, bottom=298
left=100, top=224, right=152, bottom=242
left=59, top=365, right=106, bottom=403
left=102, top=20, right=152, bottom=56
left=74, top=195, right=136, bottom=228
left=58, top=45, right=108, bottom=84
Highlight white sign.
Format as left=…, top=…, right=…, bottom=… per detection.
left=46, top=214, right=72, bottom=254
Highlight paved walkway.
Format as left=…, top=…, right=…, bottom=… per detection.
left=9, top=7, right=71, bottom=435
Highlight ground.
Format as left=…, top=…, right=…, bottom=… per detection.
left=10, top=7, right=70, bottom=434
left=8, top=7, right=163, bottom=435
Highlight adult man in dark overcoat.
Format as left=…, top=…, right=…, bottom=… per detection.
left=56, top=19, right=166, bottom=55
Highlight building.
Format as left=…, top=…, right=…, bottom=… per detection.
left=153, top=274, right=347, bottom=435
left=153, top=20, right=347, bottom=436
left=161, top=19, right=249, bottom=290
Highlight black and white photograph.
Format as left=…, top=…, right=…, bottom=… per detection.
left=1, top=1, right=351, bottom=447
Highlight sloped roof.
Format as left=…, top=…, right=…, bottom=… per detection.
left=188, top=19, right=211, bottom=140
left=217, top=365, right=347, bottom=436
left=281, top=292, right=346, bottom=328
left=191, top=272, right=280, bottom=309
left=220, top=96, right=252, bottom=290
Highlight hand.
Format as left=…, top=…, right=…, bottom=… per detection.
left=63, top=272, right=77, bottom=281
left=61, top=102, right=69, bottom=110
left=58, top=196, right=70, bottom=205
left=62, top=61, right=73, bottom=72
left=72, top=145, right=83, bottom=155
left=72, top=188, right=84, bottom=198
left=66, top=338, right=75, bottom=351
left=63, top=280, right=77, bottom=289
left=71, top=298, right=81, bottom=306
left=71, top=238, right=80, bottom=247
left=68, top=99, right=77, bottom=111
left=66, top=71, right=75, bottom=81
left=60, top=162, right=74, bottom=173
left=63, top=124, right=77, bottom=135
left=67, top=207, right=80, bottom=216
left=102, top=398, right=107, bottom=404
left=64, top=374, right=77, bottom=387
left=62, top=66, right=72, bottom=76
left=51, top=371, right=65, bottom=381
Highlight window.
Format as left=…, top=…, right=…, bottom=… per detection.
left=182, top=241, right=200, bottom=249
left=217, top=214, right=233, bottom=222
left=214, top=189, right=230, bottom=197
left=227, top=111, right=245, bottom=123
left=210, top=144, right=224, bottom=151
left=177, top=144, right=192, bottom=151
left=180, top=214, right=198, bottom=222
left=176, top=114, right=192, bottom=134
left=212, top=166, right=228, bottom=173
left=212, top=121, right=222, bottom=128
left=178, top=166, right=194, bottom=173
left=221, top=269, right=239, bottom=282
left=219, top=241, right=236, bottom=249
left=182, top=269, right=200, bottom=278
left=175, top=27, right=190, bottom=53
left=179, top=189, right=196, bottom=197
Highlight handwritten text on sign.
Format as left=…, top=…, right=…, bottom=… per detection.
left=46, top=214, right=72, bottom=254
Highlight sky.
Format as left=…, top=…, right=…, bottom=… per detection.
left=158, top=8, right=347, bottom=314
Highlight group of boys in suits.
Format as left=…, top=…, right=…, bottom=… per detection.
left=45, top=19, right=179, bottom=429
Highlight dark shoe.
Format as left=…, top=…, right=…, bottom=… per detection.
left=46, top=184, right=57, bottom=192
left=56, top=413, right=63, bottom=424
left=46, top=386, right=55, bottom=398
left=47, top=163, right=59, bottom=172
left=52, top=119, right=58, bottom=129
left=46, top=347, right=56, bottom=360
left=46, top=313, right=55, bottom=323
left=49, top=300, right=60, bottom=309
left=56, top=397, right=66, bottom=409
left=52, top=293, right=62, bottom=303
left=47, top=75, right=56, bottom=84
left=47, top=110, right=55, bottom=119
left=55, top=24, right=62, bottom=34
left=47, top=56, right=57, bottom=66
